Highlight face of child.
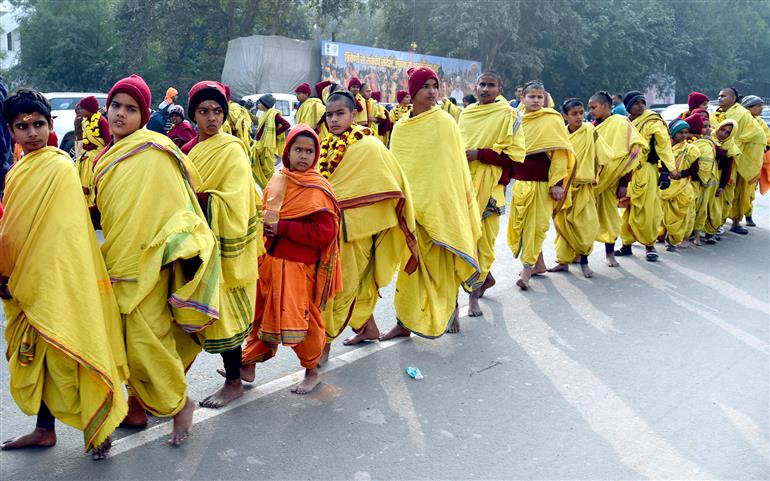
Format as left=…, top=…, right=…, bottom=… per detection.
left=523, top=88, right=545, bottom=113
left=476, top=76, right=500, bottom=105
left=672, top=128, right=689, bottom=144
left=325, top=98, right=355, bottom=135
left=170, top=113, right=183, bottom=125
left=564, top=106, right=584, bottom=131
left=349, top=85, right=360, bottom=96
left=10, top=111, right=50, bottom=154
left=400, top=94, right=411, bottom=105
left=717, top=124, right=733, bottom=140
left=75, top=104, right=85, bottom=118
left=194, top=100, right=225, bottom=138
left=107, top=92, right=143, bottom=142
left=702, top=119, right=711, bottom=137
left=413, top=78, right=438, bottom=107
left=362, top=85, right=372, bottom=99
left=749, top=104, right=763, bottom=116
left=296, top=92, right=309, bottom=102
left=628, top=100, right=645, bottom=117
left=588, top=99, right=610, bottom=120
left=288, top=136, right=316, bottom=172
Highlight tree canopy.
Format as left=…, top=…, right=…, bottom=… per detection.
left=4, top=0, right=769, bottom=104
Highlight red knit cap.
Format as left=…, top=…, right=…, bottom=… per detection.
left=79, top=95, right=99, bottom=114
left=295, top=83, right=312, bottom=96
left=407, top=66, right=438, bottom=99
left=282, top=124, right=320, bottom=168
left=691, top=108, right=710, bottom=120
left=396, top=90, right=409, bottom=103
left=687, top=92, right=709, bottom=112
left=188, top=81, right=229, bottom=120
left=223, top=84, right=232, bottom=102
left=347, top=76, right=362, bottom=89
left=371, top=91, right=381, bottom=102
left=684, top=113, right=704, bottom=135
left=315, top=80, right=332, bottom=98
left=107, top=74, right=152, bottom=126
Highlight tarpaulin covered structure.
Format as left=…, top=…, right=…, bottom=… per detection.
left=221, top=35, right=321, bottom=100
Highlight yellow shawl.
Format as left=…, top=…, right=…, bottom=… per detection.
left=459, top=96, right=525, bottom=214
left=222, top=101, right=253, bottom=150
left=0, top=147, right=127, bottom=450
left=187, top=133, right=261, bottom=352
left=662, top=141, right=700, bottom=200
left=390, top=106, right=481, bottom=286
left=522, top=107, right=576, bottom=195
left=251, top=107, right=280, bottom=188
left=441, top=99, right=461, bottom=122
left=567, top=122, right=611, bottom=184
left=691, top=137, right=717, bottom=184
left=354, top=93, right=368, bottom=124
left=327, top=130, right=418, bottom=282
left=594, top=114, right=645, bottom=195
left=631, top=109, right=677, bottom=171
left=296, top=97, right=325, bottom=130
left=93, top=129, right=221, bottom=333
left=712, top=104, right=766, bottom=179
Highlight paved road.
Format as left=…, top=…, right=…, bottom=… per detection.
left=1, top=197, right=768, bottom=480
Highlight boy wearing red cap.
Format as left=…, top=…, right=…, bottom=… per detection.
left=93, top=74, right=221, bottom=446
left=680, top=92, right=710, bottom=120
left=182, top=81, right=262, bottom=409
left=347, top=76, right=367, bottom=124
left=371, top=91, right=392, bottom=144
left=683, top=113, right=716, bottom=245
left=220, top=84, right=254, bottom=151
left=382, top=66, right=481, bottom=339
left=294, top=82, right=327, bottom=136
left=75, top=95, right=109, bottom=207
left=391, top=90, right=411, bottom=123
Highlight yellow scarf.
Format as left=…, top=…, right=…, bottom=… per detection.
left=632, top=109, right=677, bottom=171
left=0, top=147, right=128, bottom=450
left=662, top=140, right=699, bottom=199
left=326, top=130, right=418, bottom=278
left=567, top=122, right=611, bottom=184
left=296, top=97, right=326, bottom=130
left=459, top=96, right=525, bottom=213
left=93, top=129, right=221, bottom=333
left=251, top=107, right=280, bottom=188
left=594, top=114, right=645, bottom=195
left=390, top=106, right=481, bottom=285
left=222, top=102, right=253, bottom=150
left=691, top=136, right=717, bottom=184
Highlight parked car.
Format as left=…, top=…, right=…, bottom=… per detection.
left=44, top=92, right=108, bottom=156
left=242, top=93, right=298, bottom=128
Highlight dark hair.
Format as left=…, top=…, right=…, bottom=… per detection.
left=3, top=88, right=52, bottom=125
left=728, top=87, right=740, bottom=102
left=292, top=130, right=317, bottom=147
left=522, top=80, right=545, bottom=94
left=448, top=97, right=457, bottom=105
left=328, top=82, right=341, bottom=94
left=590, top=90, right=613, bottom=106
left=476, top=71, right=505, bottom=90
left=326, top=90, right=357, bottom=111
left=561, top=97, right=584, bottom=114
left=462, top=94, right=477, bottom=104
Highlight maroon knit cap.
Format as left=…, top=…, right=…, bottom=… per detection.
left=79, top=96, right=99, bottom=114
left=223, top=84, right=232, bottom=102
left=347, top=76, right=362, bottom=89
left=407, top=66, right=438, bottom=99
left=315, top=80, right=331, bottom=98
left=396, top=90, right=409, bottom=103
left=188, top=81, right=229, bottom=120
left=107, top=74, right=152, bottom=126
left=687, top=92, right=709, bottom=112
left=684, top=113, right=704, bottom=135
left=371, top=91, right=381, bottom=102
left=295, top=83, right=312, bottom=96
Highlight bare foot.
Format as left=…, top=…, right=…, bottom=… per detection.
left=91, top=437, right=111, bottom=461
left=291, top=368, right=322, bottom=394
left=580, top=264, right=593, bottom=278
left=517, top=266, right=533, bottom=290
left=572, top=255, right=581, bottom=264
left=379, top=324, right=411, bottom=341
left=677, top=240, right=690, bottom=249
left=532, top=253, right=547, bottom=275
left=343, top=316, right=380, bottom=345
left=218, top=363, right=256, bottom=383
left=318, top=343, right=331, bottom=368
left=606, top=252, right=620, bottom=267
left=199, top=379, right=244, bottom=408
left=167, top=398, right=195, bottom=446
left=119, top=396, right=148, bottom=429
left=1, top=427, right=56, bottom=450
left=447, top=307, right=460, bottom=333
left=692, top=232, right=701, bottom=246
left=468, top=289, right=483, bottom=317
left=547, top=263, right=569, bottom=273
left=478, top=273, right=496, bottom=298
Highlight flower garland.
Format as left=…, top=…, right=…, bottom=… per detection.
left=318, top=125, right=373, bottom=178
left=392, top=104, right=411, bottom=122
left=82, top=112, right=102, bottom=146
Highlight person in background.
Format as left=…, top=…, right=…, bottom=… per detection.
left=251, top=94, right=290, bottom=188
left=611, top=94, right=628, bottom=116
left=75, top=96, right=110, bottom=207
left=462, top=94, right=477, bottom=108
left=166, top=105, right=196, bottom=148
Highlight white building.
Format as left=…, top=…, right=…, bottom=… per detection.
left=1, top=3, right=20, bottom=70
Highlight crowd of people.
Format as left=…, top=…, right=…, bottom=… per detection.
left=0, top=66, right=768, bottom=463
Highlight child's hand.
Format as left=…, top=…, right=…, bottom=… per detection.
left=264, top=222, right=278, bottom=237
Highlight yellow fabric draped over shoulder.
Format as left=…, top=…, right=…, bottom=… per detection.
left=519, top=107, right=576, bottom=193
left=188, top=133, right=262, bottom=353
left=93, top=129, right=220, bottom=332
left=659, top=141, right=698, bottom=244
left=632, top=110, right=677, bottom=171
left=441, top=99, right=461, bottom=122
left=251, top=107, right=280, bottom=188
left=390, top=106, right=481, bottom=337
left=296, top=98, right=326, bottom=131
left=222, top=102, right=253, bottom=150
left=354, top=94, right=368, bottom=124
left=322, top=131, right=418, bottom=339
left=712, top=104, right=766, bottom=179
left=692, top=137, right=717, bottom=184
left=77, top=113, right=107, bottom=207
left=594, top=114, right=644, bottom=194
left=0, top=147, right=128, bottom=451
left=459, top=96, right=526, bottom=212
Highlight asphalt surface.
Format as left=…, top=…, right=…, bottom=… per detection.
left=1, top=195, right=768, bottom=480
